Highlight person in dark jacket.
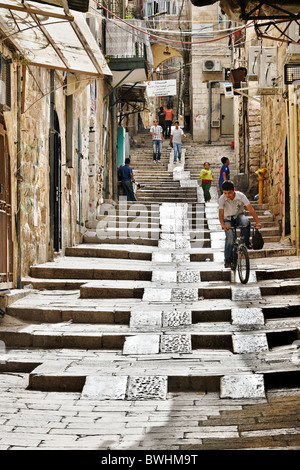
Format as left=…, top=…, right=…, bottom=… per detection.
left=118, top=158, right=137, bottom=201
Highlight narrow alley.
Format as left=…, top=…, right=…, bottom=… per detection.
left=0, top=132, right=299, bottom=450
left=0, top=0, right=300, bottom=454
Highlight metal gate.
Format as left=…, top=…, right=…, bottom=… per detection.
left=0, top=122, right=13, bottom=287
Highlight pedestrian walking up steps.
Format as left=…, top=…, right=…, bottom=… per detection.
left=0, top=136, right=299, bottom=449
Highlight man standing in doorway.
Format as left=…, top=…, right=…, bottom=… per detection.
left=169, top=121, right=185, bottom=163
left=164, top=103, right=174, bottom=139
left=150, top=119, right=164, bottom=163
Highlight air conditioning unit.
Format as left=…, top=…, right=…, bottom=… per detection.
left=203, top=59, right=222, bottom=72
left=285, top=21, right=300, bottom=63
left=258, top=47, right=278, bottom=92
left=248, top=46, right=261, bottom=80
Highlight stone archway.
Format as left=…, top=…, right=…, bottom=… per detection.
left=151, top=44, right=183, bottom=70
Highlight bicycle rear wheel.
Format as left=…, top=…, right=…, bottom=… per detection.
left=237, top=245, right=250, bottom=284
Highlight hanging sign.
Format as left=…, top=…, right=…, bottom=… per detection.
left=146, top=79, right=177, bottom=97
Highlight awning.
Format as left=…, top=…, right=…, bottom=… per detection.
left=31, top=0, right=90, bottom=12
left=0, top=0, right=112, bottom=77
left=190, top=0, right=300, bottom=22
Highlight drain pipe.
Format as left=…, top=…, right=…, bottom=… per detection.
left=208, top=80, right=228, bottom=144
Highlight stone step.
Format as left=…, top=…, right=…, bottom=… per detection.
left=65, top=245, right=153, bottom=260
left=2, top=326, right=298, bottom=355
left=25, top=264, right=300, bottom=287
left=64, top=279, right=300, bottom=300
left=23, top=362, right=300, bottom=397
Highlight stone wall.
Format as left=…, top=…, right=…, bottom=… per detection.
left=260, top=95, right=287, bottom=224
left=2, top=48, right=110, bottom=278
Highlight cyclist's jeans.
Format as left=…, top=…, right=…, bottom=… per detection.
left=224, top=215, right=251, bottom=262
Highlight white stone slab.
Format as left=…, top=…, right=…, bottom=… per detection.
left=206, top=212, right=219, bottom=219
left=143, top=288, right=172, bottom=302
left=232, top=333, right=269, bottom=354
left=123, top=335, right=160, bottom=355
left=172, top=253, right=190, bottom=263
left=152, top=270, right=177, bottom=283
left=158, top=240, right=176, bottom=249
left=130, top=311, right=162, bottom=329
left=160, top=232, right=176, bottom=241
left=172, top=287, right=198, bottom=302
left=210, top=232, right=225, bottom=241
left=152, top=252, right=172, bottom=263
left=180, top=180, right=198, bottom=187
left=231, top=308, right=265, bottom=327
left=81, top=375, right=128, bottom=400
left=162, top=309, right=192, bottom=327
left=213, top=252, right=224, bottom=262
left=211, top=240, right=224, bottom=249
left=177, top=271, right=201, bottom=283
left=232, top=286, right=262, bottom=301
left=127, top=376, right=168, bottom=400
left=220, top=374, right=266, bottom=399
left=175, top=235, right=191, bottom=249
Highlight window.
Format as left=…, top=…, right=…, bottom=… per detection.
left=0, top=54, right=11, bottom=110
left=144, top=0, right=177, bottom=18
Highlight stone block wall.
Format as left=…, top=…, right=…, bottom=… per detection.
left=260, top=95, right=287, bottom=224
left=2, top=49, right=110, bottom=278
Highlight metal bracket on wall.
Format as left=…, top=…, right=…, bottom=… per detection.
left=103, top=69, right=134, bottom=102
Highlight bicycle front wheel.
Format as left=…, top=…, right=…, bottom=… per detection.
left=237, top=245, right=250, bottom=284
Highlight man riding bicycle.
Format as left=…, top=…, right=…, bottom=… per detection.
left=219, top=181, right=262, bottom=268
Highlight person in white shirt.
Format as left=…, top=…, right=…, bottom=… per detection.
left=219, top=180, right=262, bottom=268
left=169, top=121, right=185, bottom=163
left=150, top=120, right=164, bottom=163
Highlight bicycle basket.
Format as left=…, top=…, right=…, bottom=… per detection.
left=252, top=228, right=264, bottom=250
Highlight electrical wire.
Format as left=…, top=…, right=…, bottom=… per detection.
left=92, top=0, right=254, bottom=45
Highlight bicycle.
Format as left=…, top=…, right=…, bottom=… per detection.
left=229, top=226, right=250, bottom=284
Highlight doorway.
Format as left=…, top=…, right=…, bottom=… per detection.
left=220, top=95, right=234, bottom=135
left=49, top=110, right=62, bottom=252
left=284, top=140, right=291, bottom=237
left=0, top=121, right=13, bottom=287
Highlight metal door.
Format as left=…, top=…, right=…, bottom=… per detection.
left=0, top=122, right=13, bottom=287
left=220, top=95, right=234, bottom=135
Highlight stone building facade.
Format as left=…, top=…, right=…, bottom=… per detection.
left=189, top=3, right=233, bottom=143
left=232, top=21, right=300, bottom=249
left=0, top=7, right=113, bottom=286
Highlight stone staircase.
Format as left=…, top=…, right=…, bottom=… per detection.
left=0, top=133, right=299, bottom=450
